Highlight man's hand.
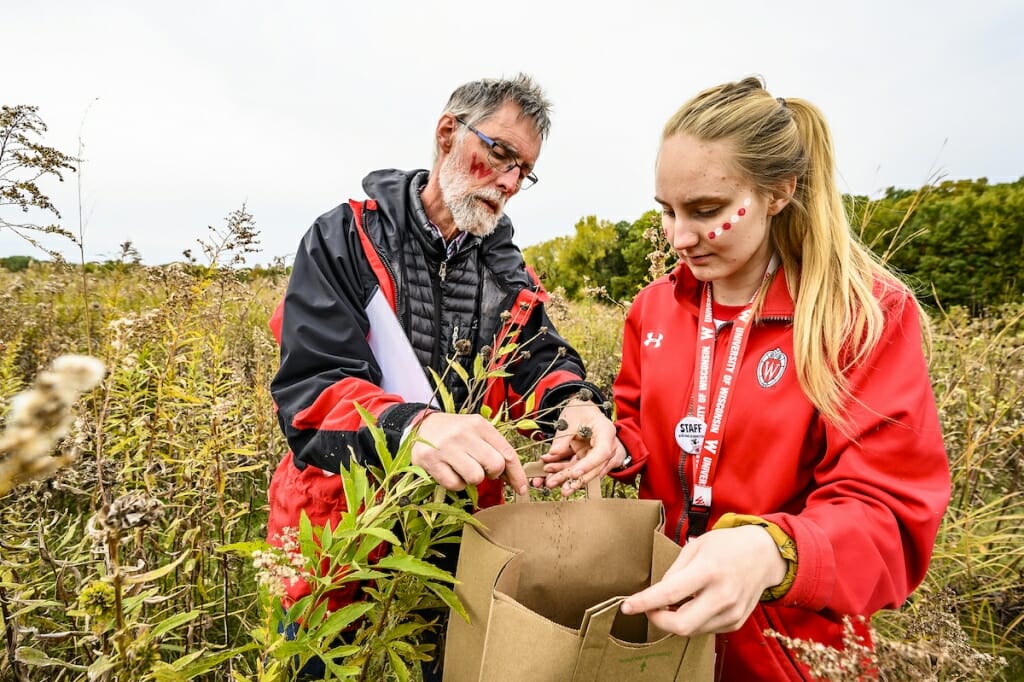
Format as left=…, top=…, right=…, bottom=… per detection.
left=536, top=399, right=622, bottom=496
left=411, top=412, right=527, bottom=495
left=619, top=525, right=788, bottom=635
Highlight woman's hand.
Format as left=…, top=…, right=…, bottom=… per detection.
left=621, top=525, right=787, bottom=636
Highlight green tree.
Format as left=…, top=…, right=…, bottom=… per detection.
left=0, top=105, right=77, bottom=257
left=858, top=178, right=1024, bottom=311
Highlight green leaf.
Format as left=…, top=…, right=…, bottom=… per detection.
left=299, top=510, right=318, bottom=560
left=375, top=553, right=456, bottom=583
left=162, top=645, right=258, bottom=679
left=389, top=648, right=411, bottom=682
left=343, top=466, right=371, bottom=527
left=305, top=598, right=330, bottom=630
left=428, top=368, right=456, bottom=413
left=320, top=518, right=335, bottom=552
left=318, top=601, right=374, bottom=641
left=15, top=646, right=88, bottom=671
left=354, top=402, right=393, bottom=471
left=216, top=540, right=267, bottom=556
left=358, top=526, right=401, bottom=547
left=514, top=418, right=540, bottom=432
left=87, top=654, right=116, bottom=677
left=428, top=582, right=470, bottom=623
left=354, top=533, right=387, bottom=565
left=151, top=609, right=203, bottom=639
left=324, top=660, right=364, bottom=678
left=450, top=359, right=470, bottom=386
left=123, top=549, right=191, bottom=585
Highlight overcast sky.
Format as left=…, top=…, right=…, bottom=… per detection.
left=4, top=1, right=1022, bottom=265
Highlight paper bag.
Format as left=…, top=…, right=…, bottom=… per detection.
left=443, top=465, right=714, bottom=681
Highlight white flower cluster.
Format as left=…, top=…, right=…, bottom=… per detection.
left=253, top=527, right=305, bottom=600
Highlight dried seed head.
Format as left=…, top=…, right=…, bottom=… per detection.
left=0, top=354, right=106, bottom=496
left=555, top=419, right=569, bottom=432
left=479, top=345, right=492, bottom=360
left=106, top=492, right=164, bottom=531
left=90, top=491, right=164, bottom=539
left=573, top=388, right=593, bottom=403
left=577, top=425, right=593, bottom=440
left=500, top=311, right=511, bottom=321
left=453, top=339, right=472, bottom=356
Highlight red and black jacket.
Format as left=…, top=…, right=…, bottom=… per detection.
left=270, top=168, right=602, bottom=475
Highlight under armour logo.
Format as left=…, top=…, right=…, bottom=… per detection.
left=644, top=332, right=663, bottom=348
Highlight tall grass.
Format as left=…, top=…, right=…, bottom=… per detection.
left=0, top=253, right=1022, bottom=680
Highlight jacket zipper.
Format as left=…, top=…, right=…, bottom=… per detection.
left=362, top=207, right=406, bottom=332
left=430, top=260, right=445, bottom=370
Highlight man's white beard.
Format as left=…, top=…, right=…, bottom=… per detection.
left=438, top=152, right=506, bottom=238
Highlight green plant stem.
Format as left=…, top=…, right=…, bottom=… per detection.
left=358, top=576, right=400, bottom=682
left=106, top=535, right=128, bottom=664
left=1, top=587, right=28, bottom=682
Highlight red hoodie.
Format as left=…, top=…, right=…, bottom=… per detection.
left=611, top=263, right=950, bottom=681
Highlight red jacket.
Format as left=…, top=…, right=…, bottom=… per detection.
left=611, top=264, right=950, bottom=681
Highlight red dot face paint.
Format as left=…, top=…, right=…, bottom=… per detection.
left=707, top=197, right=753, bottom=240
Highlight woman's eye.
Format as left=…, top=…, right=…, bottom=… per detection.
left=693, top=207, right=720, bottom=218
left=661, top=207, right=675, bottom=218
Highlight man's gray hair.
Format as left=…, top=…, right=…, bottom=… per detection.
left=438, top=73, right=552, bottom=156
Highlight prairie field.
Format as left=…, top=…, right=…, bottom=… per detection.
left=0, top=259, right=1022, bottom=681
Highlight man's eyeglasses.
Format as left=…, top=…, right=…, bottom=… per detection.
left=455, top=118, right=538, bottom=190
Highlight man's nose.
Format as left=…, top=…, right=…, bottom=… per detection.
left=493, top=165, right=522, bottom=195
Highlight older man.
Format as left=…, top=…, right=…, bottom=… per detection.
left=266, top=73, right=623, bottom=679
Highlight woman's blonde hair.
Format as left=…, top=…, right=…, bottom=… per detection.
left=663, top=76, right=923, bottom=425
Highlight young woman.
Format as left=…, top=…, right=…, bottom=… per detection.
left=610, top=77, right=951, bottom=680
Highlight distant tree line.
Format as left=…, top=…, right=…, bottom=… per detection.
left=524, top=177, right=1024, bottom=312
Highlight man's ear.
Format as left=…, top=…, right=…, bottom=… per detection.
left=768, top=175, right=798, bottom=216
left=437, top=114, right=458, bottom=154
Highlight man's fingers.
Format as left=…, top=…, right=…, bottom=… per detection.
left=426, top=460, right=468, bottom=492
left=474, top=419, right=526, bottom=495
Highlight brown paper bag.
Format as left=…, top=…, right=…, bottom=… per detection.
left=443, top=464, right=714, bottom=681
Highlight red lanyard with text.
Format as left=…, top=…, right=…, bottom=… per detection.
left=675, top=259, right=777, bottom=539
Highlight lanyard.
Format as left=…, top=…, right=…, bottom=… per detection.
left=676, top=257, right=778, bottom=538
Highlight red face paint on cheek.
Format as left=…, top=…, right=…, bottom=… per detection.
left=469, top=154, right=493, bottom=179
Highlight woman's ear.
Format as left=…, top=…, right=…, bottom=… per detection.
left=767, top=175, right=798, bottom=216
